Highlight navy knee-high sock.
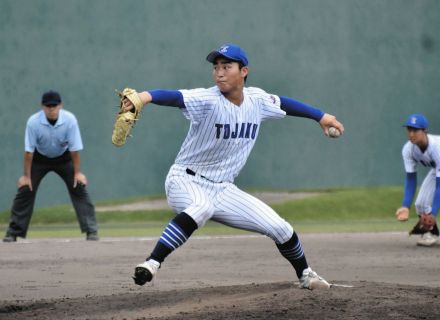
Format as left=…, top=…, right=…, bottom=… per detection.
left=148, top=212, right=198, bottom=263
left=276, top=232, right=309, bottom=278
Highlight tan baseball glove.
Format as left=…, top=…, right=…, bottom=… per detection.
left=112, top=88, right=144, bottom=147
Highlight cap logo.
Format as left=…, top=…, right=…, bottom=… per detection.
left=411, top=117, right=417, bottom=124
left=219, top=45, right=229, bottom=53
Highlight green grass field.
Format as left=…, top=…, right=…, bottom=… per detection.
left=0, top=186, right=418, bottom=239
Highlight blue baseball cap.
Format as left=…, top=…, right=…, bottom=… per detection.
left=206, top=43, right=249, bottom=66
left=404, top=113, right=428, bottom=129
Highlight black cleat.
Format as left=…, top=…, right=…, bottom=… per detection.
left=132, top=260, right=160, bottom=286
left=3, top=234, right=17, bottom=242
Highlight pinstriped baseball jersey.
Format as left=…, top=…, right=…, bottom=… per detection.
left=175, top=86, right=286, bottom=183
left=402, top=134, right=440, bottom=177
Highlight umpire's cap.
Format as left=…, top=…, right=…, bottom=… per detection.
left=404, top=113, right=428, bottom=129
left=42, top=90, right=62, bottom=106
left=206, top=43, right=249, bottom=66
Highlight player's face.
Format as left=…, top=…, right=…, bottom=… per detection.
left=42, top=103, right=62, bottom=120
left=406, top=127, right=427, bottom=145
left=212, top=58, right=248, bottom=94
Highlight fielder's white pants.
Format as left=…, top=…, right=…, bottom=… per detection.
left=415, top=169, right=436, bottom=215
left=165, top=165, right=294, bottom=244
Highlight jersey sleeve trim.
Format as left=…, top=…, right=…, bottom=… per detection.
left=431, top=177, right=440, bottom=216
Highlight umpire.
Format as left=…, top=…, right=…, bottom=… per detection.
left=3, top=90, right=98, bottom=242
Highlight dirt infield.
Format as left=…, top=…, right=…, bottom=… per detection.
left=1, top=233, right=439, bottom=319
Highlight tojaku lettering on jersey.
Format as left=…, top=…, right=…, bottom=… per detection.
left=214, top=123, right=258, bottom=140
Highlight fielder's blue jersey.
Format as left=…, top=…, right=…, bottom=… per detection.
left=25, top=109, right=83, bottom=158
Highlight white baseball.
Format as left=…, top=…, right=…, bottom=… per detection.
left=328, top=127, right=341, bottom=138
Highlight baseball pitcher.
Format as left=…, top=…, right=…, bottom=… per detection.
left=113, top=44, right=344, bottom=289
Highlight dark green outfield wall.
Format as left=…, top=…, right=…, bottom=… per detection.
left=1, top=0, right=439, bottom=210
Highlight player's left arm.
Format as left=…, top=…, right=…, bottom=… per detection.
left=70, top=151, right=87, bottom=187
left=429, top=148, right=440, bottom=217
left=430, top=177, right=440, bottom=217
left=420, top=150, right=440, bottom=229
left=279, top=96, right=344, bottom=136
left=416, top=175, right=440, bottom=231
left=67, top=117, right=86, bottom=187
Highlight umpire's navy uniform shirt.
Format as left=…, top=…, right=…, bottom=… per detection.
left=25, top=109, right=83, bottom=157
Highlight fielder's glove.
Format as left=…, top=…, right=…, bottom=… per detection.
left=409, top=213, right=437, bottom=235
left=112, top=88, right=144, bottom=147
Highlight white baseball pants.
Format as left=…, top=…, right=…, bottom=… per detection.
left=165, top=165, right=294, bottom=244
left=415, top=169, right=436, bottom=215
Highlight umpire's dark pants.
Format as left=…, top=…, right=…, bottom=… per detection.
left=6, top=152, right=98, bottom=238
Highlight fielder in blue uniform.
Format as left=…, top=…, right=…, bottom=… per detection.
left=3, top=91, right=98, bottom=242
left=395, top=114, right=440, bottom=246
left=122, top=44, right=344, bottom=289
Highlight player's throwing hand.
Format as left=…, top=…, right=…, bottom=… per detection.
left=319, top=113, right=344, bottom=137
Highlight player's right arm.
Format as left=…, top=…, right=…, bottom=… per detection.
left=396, top=143, right=418, bottom=221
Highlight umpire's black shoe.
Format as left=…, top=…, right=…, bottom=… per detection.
left=86, top=232, right=99, bottom=241
left=3, top=234, right=17, bottom=242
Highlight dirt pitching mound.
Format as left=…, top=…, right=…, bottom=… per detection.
left=1, top=281, right=439, bottom=320
left=1, top=233, right=439, bottom=319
